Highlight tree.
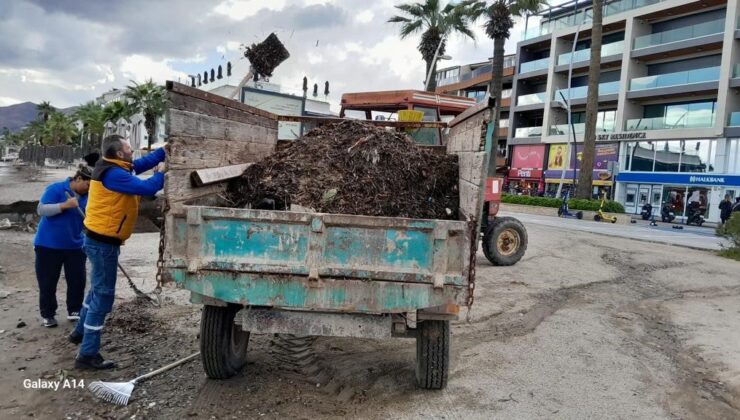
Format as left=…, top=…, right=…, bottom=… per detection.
left=74, top=101, right=106, bottom=149
left=43, top=112, right=77, bottom=146
left=576, top=0, right=603, bottom=199
left=471, top=0, right=548, bottom=173
left=37, top=101, right=56, bottom=123
left=124, top=79, right=166, bottom=149
left=26, top=119, right=47, bottom=145
left=388, top=0, right=480, bottom=92
left=102, top=100, right=134, bottom=136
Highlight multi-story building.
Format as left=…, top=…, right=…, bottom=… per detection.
left=435, top=55, right=516, bottom=170
left=507, top=0, right=740, bottom=222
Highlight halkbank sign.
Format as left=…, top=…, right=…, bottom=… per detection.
left=616, top=172, right=740, bottom=186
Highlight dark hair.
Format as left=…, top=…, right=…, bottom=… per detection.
left=74, top=164, right=92, bottom=181
left=102, top=135, right=126, bottom=158
left=83, top=152, right=100, bottom=167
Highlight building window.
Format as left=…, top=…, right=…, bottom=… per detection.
left=728, top=139, right=740, bottom=174
left=624, top=140, right=716, bottom=173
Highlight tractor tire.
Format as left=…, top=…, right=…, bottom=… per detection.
left=482, top=217, right=528, bottom=266
left=200, top=304, right=250, bottom=379
left=415, top=320, right=450, bottom=390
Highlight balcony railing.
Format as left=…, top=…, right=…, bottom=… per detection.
left=625, top=113, right=715, bottom=131
left=734, top=64, right=740, bottom=78
left=517, top=92, right=547, bottom=106
left=523, top=0, right=664, bottom=40
left=554, top=81, right=620, bottom=101
left=502, top=89, right=512, bottom=98
left=558, top=41, right=624, bottom=66
left=514, top=126, right=543, bottom=137
left=729, top=112, right=740, bottom=127
left=633, top=18, right=725, bottom=50
left=437, top=75, right=460, bottom=87
left=629, top=67, right=720, bottom=91
left=549, top=122, right=616, bottom=135
left=520, top=57, right=550, bottom=74
left=503, top=56, right=517, bottom=69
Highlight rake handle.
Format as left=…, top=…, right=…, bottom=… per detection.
left=133, top=352, right=200, bottom=383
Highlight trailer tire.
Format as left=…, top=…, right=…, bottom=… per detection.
left=200, top=304, right=250, bottom=379
left=482, top=217, right=528, bottom=266
left=415, top=320, right=449, bottom=390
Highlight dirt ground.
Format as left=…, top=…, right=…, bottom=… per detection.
left=0, top=221, right=739, bottom=419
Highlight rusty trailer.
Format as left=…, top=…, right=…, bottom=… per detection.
left=161, top=82, right=493, bottom=389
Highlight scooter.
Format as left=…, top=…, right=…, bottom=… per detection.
left=640, top=203, right=653, bottom=221
left=661, top=203, right=676, bottom=223
left=594, top=193, right=618, bottom=223
left=557, top=191, right=583, bottom=219
left=685, top=202, right=705, bottom=226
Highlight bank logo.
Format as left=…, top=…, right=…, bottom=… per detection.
left=689, top=176, right=725, bottom=184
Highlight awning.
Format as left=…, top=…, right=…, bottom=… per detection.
left=545, top=178, right=613, bottom=186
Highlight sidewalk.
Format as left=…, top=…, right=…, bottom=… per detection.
left=501, top=211, right=731, bottom=251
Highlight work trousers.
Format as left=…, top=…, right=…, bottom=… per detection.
left=34, top=246, right=86, bottom=319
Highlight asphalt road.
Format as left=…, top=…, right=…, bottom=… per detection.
left=501, top=211, right=731, bottom=251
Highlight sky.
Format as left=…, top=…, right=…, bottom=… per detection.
left=0, top=0, right=533, bottom=109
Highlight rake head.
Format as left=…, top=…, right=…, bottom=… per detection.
left=88, top=380, right=135, bottom=406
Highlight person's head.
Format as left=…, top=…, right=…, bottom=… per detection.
left=71, top=164, right=92, bottom=195
left=102, top=134, right=133, bottom=163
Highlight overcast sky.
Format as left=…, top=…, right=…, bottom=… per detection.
left=0, top=0, right=532, bottom=109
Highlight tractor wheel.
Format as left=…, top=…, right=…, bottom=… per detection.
left=482, top=217, right=528, bottom=266
left=200, top=304, right=250, bottom=379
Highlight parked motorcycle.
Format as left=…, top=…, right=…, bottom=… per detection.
left=661, top=203, right=676, bottom=223
left=685, top=202, right=705, bottom=226
left=640, top=203, right=653, bottom=221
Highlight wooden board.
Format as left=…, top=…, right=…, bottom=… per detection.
left=191, top=163, right=252, bottom=187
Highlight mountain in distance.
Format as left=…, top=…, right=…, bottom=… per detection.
left=0, top=102, right=78, bottom=133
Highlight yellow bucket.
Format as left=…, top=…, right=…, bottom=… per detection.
left=398, top=110, right=424, bottom=122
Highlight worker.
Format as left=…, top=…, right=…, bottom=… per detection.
left=34, top=165, right=92, bottom=327
left=70, top=134, right=166, bottom=370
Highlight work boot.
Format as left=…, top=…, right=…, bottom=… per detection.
left=68, top=331, right=83, bottom=345
left=75, top=353, right=116, bottom=370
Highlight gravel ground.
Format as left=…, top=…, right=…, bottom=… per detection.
left=0, top=218, right=738, bottom=419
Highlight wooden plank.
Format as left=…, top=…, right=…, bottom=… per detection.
left=166, top=81, right=278, bottom=121
left=191, top=163, right=252, bottom=187
left=168, top=109, right=277, bottom=142
left=168, top=92, right=277, bottom=130
left=277, top=115, right=447, bottom=129
left=167, top=135, right=272, bottom=169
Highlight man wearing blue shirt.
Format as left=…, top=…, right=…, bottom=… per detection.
left=34, top=165, right=92, bottom=327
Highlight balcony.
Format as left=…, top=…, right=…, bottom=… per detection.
left=550, top=122, right=616, bottom=135
left=517, top=92, right=546, bottom=107
left=514, top=126, right=543, bottom=138
left=437, top=75, right=460, bottom=87
left=732, top=64, right=740, bottom=89
left=554, top=81, right=620, bottom=102
left=519, top=57, right=549, bottom=74
left=625, top=114, right=715, bottom=131
left=633, top=18, right=725, bottom=50
left=523, top=0, right=664, bottom=40
left=557, top=41, right=624, bottom=66
left=630, top=67, right=720, bottom=90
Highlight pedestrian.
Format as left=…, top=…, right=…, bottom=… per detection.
left=34, top=164, right=92, bottom=327
left=719, top=194, right=733, bottom=224
left=70, top=135, right=166, bottom=370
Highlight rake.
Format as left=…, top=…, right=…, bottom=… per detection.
left=88, top=352, right=200, bottom=406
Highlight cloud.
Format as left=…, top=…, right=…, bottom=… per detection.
left=2, top=0, right=528, bottom=109
left=0, top=96, right=23, bottom=107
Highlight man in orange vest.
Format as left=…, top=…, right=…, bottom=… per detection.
left=70, top=134, right=166, bottom=370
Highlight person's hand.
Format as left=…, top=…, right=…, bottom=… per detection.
left=154, top=162, right=167, bottom=173
left=61, top=197, right=79, bottom=210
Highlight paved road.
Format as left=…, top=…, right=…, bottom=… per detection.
left=501, top=211, right=731, bottom=251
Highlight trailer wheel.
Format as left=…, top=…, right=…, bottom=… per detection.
left=482, top=217, right=528, bottom=266
left=415, top=320, right=449, bottom=390
left=200, top=304, right=250, bottom=379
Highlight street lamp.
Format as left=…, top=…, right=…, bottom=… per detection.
left=424, top=37, right=452, bottom=91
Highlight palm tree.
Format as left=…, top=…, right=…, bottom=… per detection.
left=124, top=79, right=167, bottom=149
left=472, top=0, right=548, bottom=173
left=388, top=0, right=480, bottom=92
left=43, top=112, right=78, bottom=146
left=102, top=100, right=134, bottom=137
left=74, top=102, right=106, bottom=149
left=26, top=119, right=47, bottom=145
left=37, top=101, right=56, bottom=122
left=576, top=0, right=603, bottom=199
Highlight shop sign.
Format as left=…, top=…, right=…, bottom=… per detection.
left=597, top=132, right=647, bottom=141
left=616, top=172, right=740, bottom=186
left=508, top=169, right=543, bottom=179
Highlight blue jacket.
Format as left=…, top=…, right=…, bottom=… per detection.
left=101, top=147, right=166, bottom=196
left=34, top=178, right=88, bottom=250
